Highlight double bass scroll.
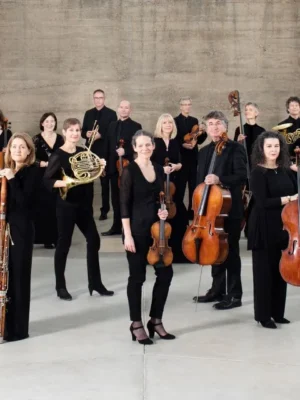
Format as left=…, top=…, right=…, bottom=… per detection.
left=182, top=133, right=232, bottom=265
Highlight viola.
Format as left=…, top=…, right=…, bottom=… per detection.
left=147, top=192, right=173, bottom=268
left=116, top=139, right=129, bottom=187
left=280, top=147, right=300, bottom=286
left=228, top=90, right=250, bottom=229
left=183, top=124, right=204, bottom=144
left=182, top=133, right=232, bottom=265
left=164, top=157, right=176, bottom=219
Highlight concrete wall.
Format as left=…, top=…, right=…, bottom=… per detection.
left=0, top=0, right=299, bottom=136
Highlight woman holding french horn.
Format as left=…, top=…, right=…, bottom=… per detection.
left=44, top=118, right=114, bottom=301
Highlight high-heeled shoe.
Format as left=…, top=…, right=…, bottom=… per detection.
left=130, top=324, right=153, bottom=345
left=57, top=288, right=72, bottom=301
left=88, top=285, right=114, bottom=297
left=147, top=320, right=176, bottom=340
left=259, top=319, right=277, bottom=329
left=274, top=317, right=290, bottom=324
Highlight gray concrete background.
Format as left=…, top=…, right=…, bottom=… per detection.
left=0, top=0, right=299, bottom=136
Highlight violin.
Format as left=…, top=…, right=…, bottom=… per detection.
left=183, top=124, right=204, bottom=144
left=280, top=147, right=300, bottom=286
left=147, top=192, right=173, bottom=268
left=116, top=139, right=129, bottom=187
left=182, top=133, right=232, bottom=265
left=164, top=157, right=176, bottom=219
left=228, top=90, right=250, bottom=229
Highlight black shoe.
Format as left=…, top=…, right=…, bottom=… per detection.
left=259, top=319, right=277, bottom=329
left=89, top=284, right=114, bottom=296
left=213, top=297, right=242, bottom=310
left=130, top=323, right=153, bottom=345
left=101, top=227, right=122, bottom=236
left=147, top=320, right=176, bottom=340
left=57, top=288, right=72, bottom=301
left=273, top=317, right=290, bottom=324
left=99, top=213, right=107, bottom=221
left=44, top=243, right=55, bottom=249
left=193, top=289, right=223, bottom=303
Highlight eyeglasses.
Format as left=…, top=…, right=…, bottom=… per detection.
left=94, top=97, right=104, bottom=100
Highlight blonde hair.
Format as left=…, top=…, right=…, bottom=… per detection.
left=5, top=132, right=36, bottom=169
left=154, top=113, right=177, bottom=139
left=62, top=118, right=81, bottom=131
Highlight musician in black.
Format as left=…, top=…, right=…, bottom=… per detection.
left=247, top=131, right=296, bottom=329
left=33, top=112, right=64, bottom=249
left=0, top=110, right=12, bottom=152
left=44, top=118, right=113, bottom=301
left=120, top=130, right=175, bottom=345
left=0, top=133, right=41, bottom=342
left=278, top=96, right=300, bottom=156
left=234, top=102, right=265, bottom=166
left=151, top=113, right=189, bottom=263
left=194, top=111, right=247, bottom=310
left=82, top=89, right=117, bottom=220
left=102, top=100, right=141, bottom=236
left=174, top=97, right=207, bottom=219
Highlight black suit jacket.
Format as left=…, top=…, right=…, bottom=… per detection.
left=105, top=118, right=142, bottom=175
left=197, top=140, right=247, bottom=219
left=82, top=106, right=117, bottom=158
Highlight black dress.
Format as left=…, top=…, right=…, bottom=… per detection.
left=33, top=133, right=64, bottom=245
left=247, top=166, right=297, bottom=322
left=5, top=165, right=41, bottom=341
left=120, top=162, right=173, bottom=321
left=44, top=147, right=104, bottom=292
left=151, top=138, right=189, bottom=263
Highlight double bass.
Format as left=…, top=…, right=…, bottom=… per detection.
left=116, top=139, right=129, bottom=187
left=164, top=158, right=176, bottom=219
left=182, top=133, right=232, bottom=265
left=228, top=90, right=251, bottom=227
left=147, top=192, right=173, bottom=268
left=280, top=147, right=300, bottom=286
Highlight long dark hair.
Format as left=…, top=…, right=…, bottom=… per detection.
left=40, top=112, right=58, bottom=131
left=251, top=131, right=290, bottom=168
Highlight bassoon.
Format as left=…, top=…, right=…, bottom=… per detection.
left=0, top=118, right=10, bottom=342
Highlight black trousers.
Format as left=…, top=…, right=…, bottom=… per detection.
left=126, top=235, right=173, bottom=321
left=252, top=248, right=287, bottom=322
left=176, top=158, right=197, bottom=212
left=100, top=175, right=110, bottom=215
left=109, top=173, right=121, bottom=229
left=55, top=207, right=102, bottom=290
left=210, top=218, right=243, bottom=299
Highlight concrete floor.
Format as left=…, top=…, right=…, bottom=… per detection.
left=1, top=197, right=300, bottom=399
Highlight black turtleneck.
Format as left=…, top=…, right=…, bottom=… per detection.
left=105, top=117, right=142, bottom=175
left=234, top=123, right=265, bottom=163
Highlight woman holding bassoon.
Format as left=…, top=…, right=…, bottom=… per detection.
left=0, top=133, right=41, bottom=342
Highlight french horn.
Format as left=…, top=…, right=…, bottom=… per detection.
left=59, top=121, right=106, bottom=200
left=271, top=123, right=300, bottom=144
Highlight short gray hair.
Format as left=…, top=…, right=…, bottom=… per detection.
left=203, top=111, right=228, bottom=130
left=245, top=102, right=259, bottom=112
left=179, top=97, right=192, bottom=105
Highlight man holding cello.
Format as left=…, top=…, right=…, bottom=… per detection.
left=193, top=111, right=247, bottom=310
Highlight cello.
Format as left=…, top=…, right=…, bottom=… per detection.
left=116, top=139, right=129, bottom=188
left=280, top=147, right=300, bottom=286
left=164, top=157, right=176, bottom=219
left=147, top=192, right=173, bottom=268
left=182, top=133, right=232, bottom=265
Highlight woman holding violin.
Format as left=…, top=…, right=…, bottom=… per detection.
left=120, top=130, right=175, bottom=345
left=247, top=131, right=297, bottom=329
left=152, top=113, right=189, bottom=263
